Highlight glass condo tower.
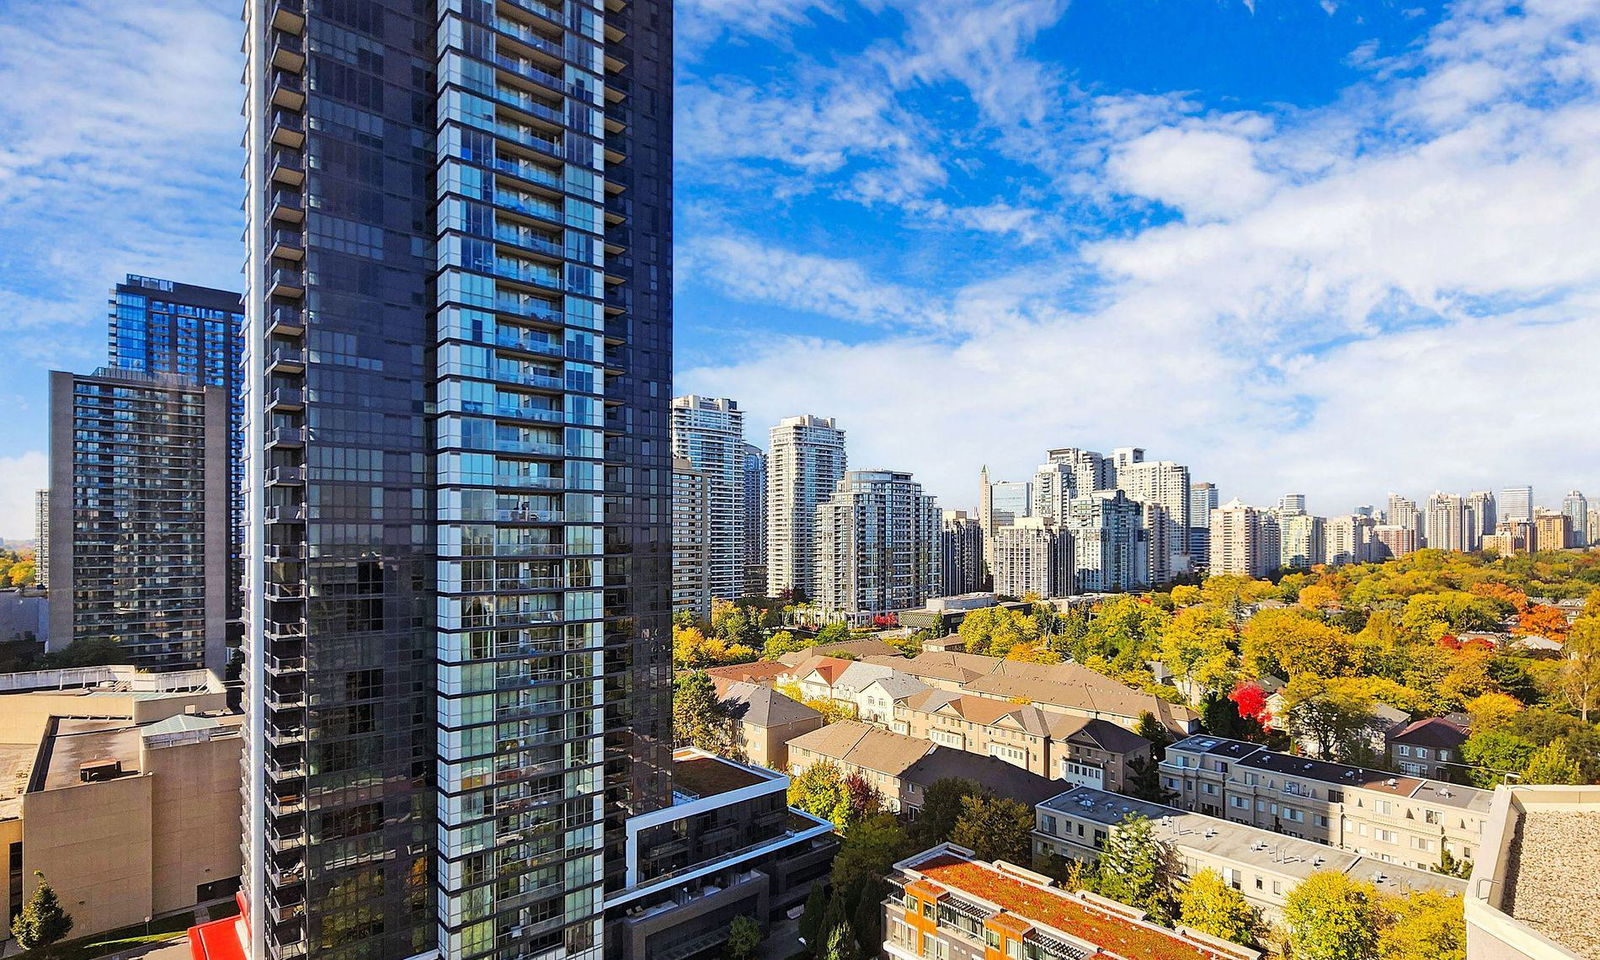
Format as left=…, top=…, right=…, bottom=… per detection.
left=239, top=1, right=672, bottom=959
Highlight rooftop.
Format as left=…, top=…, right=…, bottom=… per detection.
left=35, top=718, right=142, bottom=791
left=899, top=847, right=1258, bottom=960
left=671, top=749, right=777, bottom=800
left=1502, top=800, right=1600, bottom=958
left=718, top=682, right=820, bottom=728
left=1041, top=787, right=1463, bottom=897
left=787, top=720, right=934, bottom=777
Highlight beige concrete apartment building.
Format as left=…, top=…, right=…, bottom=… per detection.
left=1035, top=786, right=1464, bottom=921
left=1162, top=735, right=1491, bottom=873
left=714, top=680, right=824, bottom=770
left=886, top=690, right=1150, bottom=792
left=0, top=667, right=242, bottom=941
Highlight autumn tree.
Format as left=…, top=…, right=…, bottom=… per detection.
left=788, top=760, right=850, bottom=828
left=1278, top=675, right=1386, bottom=762
left=1562, top=616, right=1600, bottom=721
left=1515, top=604, right=1571, bottom=642
left=1177, top=869, right=1262, bottom=947
left=1521, top=739, right=1584, bottom=785
left=761, top=630, right=810, bottom=660
left=1282, top=872, right=1380, bottom=960
left=672, top=624, right=757, bottom=669
left=1093, top=814, right=1178, bottom=925
left=672, top=671, right=736, bottom=756
left=1465, top=692, right=1523, bottom=732
left=1241, top=609, right=1358, bottom=679
left=1159, top=607, right=1239, bottom=697
left=958, top=606, right=1040, bottom=658
left=948, top=794, right=1033, bottom=865
left=1377, top=889, right=1465, bottom=960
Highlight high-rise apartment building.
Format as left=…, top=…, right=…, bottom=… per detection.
left=1279, top=513, right=1326, bottom=568
left=1483, top=519, right=1532, bottom=556
left=671, top=457, right=711, bottom=621
left=1046, top=447, right=1112, bottom=493
left=1425, top=492, right=1474, bottom=552
left=1209, top=499, right=1276, bottom=578
left=1466, top=490, right=1497, bottom=539
left=1590, top=508, right=1600, bottom=548
left=108, top=275, right=246, bottom=621
left=741, top=442, right=767, bottom=597
left=978, top=466, right=1028, bottom=568
left=1563, top=491, right=1589, bottom=547
left=669, top=396, right=745, bottom=602
left=939, top=509, right=986, bottom=596
left=1031, top=461, right=1073, bottom=523
left=1278, top=493, right=1307, bottom=516
left=990, top=517, right=1074, bottom=599
left=1373, top=524, right=1418, bottom=559
left=1066, top=490, right=1148, bottom=592
left=1387, top=494, right=1421, bottom=538
left=33, top=490, right=48, bottom=590
left=1501, top=485, right=1534, bottom=523
left=1326, top=514, right=1375, bottom=567
left=814, top=470, right=939, bottom=618
left=47, top=369, right=229, bottom=673
left=231, top=3, right=680, bottom=959
left=1114, top=455, right=1190, bottom=576
left=768, top=415, right=846, bottom=599
left=1534, top=510, right=1574, bottom=552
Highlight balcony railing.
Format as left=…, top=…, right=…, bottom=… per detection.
left=268, top=266, right=305, bottom=297
left=269, top=188, right=304, bottom=222
left=267, top=346, right=306, bottom=371
left=267, top=303, right=305, bottom=336
left=264, top=467, right=305, bottom=487
left=265, top=427, right=305, bottom=450
left=269, top=148, right=304, bottom=185
left=272, top=32, right=305, bottom=72
left=270, top=108, right=305, bottom=148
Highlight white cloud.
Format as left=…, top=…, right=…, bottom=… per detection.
left=0, top=452, right=46, bottom=542
left=681, top=0, right=1600, bottom=513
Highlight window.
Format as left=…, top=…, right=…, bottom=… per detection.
left=1398, top=745, right=1412, bottom=757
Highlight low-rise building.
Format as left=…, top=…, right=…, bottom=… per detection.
left=1387, top=717, right=1469, bottom=781
left=883, top=845, right=1261, bottom=960
left=0, top=666, right=241, bottom=941
left=1466, top=785, right=1600, bottom=960
left=786, top=721, right=1061, bottom=815
left=602, top=748, right=838, bottom=960
left=716, top=681, right=824, bottom=770
left=1162, top=735, right=1491, bottom=873
left=887, top=690, right=1150, bottom=791
left=1034, top=786, right=1464, bottom=920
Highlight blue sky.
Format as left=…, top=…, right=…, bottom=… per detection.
left=1, top=0, right=1598, bottom=538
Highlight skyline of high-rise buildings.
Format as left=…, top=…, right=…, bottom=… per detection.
left=766, top=414, right=847, bottom=600
left=669, top=396, right=746, bottom=603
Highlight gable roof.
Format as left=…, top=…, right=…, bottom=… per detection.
left=1387, top=716, right=1467, bottom=749
left=702, top=660, right=789, bottom=686
left=787, top=720, right=936, bottom=777
left=720, top=682, right=821, bottom=728
left=1047, top=714, right=1153, bottom=755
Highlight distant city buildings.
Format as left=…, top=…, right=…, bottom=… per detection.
left=742, top=442, right=768, bottom=597
left=1189, top=480, right=1218, bottom=570
left=1113, top=451, right=1191, bottom=578
left=815, top=470, right=940, bottom=618
left=1067, top=490, right=1148, bottom=592
left=670, top=396, right=746, bottom=602
left=1278, top=492, right=1307, bottom=515
left=939, top=509, right=986, bottom=597
left=47, top=368, right=229, bottom=673
left=990, top=517, right=1074, bottom=599
left=1279, top=512, right=1326, bottom=569
left=1327, top=513, right=1376, bottom=566
left=768, top=415, right=847, bottom=600
left=32, top=490, right=47, bottom=591
left=671, top=456, right=712, bottom=621
left=1210, top=499, right=1275, bottom=578
left=1563, top=490, right=1589, bottom=546
left=1501, top=484, right=1534, bottom=522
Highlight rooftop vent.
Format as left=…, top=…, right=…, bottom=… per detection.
left=79, top=758, right=122, bottom=783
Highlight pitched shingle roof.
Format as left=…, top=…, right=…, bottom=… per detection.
left=720, top=682, right=821, bottom=728
left=787, top=720, right=936, bottom=777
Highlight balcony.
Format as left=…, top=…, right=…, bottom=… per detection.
left=269, top=148, right=304, bottom=186
left=264, top=466, right=305, bottom=488
left=270, top=71, right=305, bottom=110
left=272, top=32, right=305, bottom=72
left=267, top=303, right=305, bottom=337
left=264, top=653, right=306, bottom=676
left=269, top=228, right=303, bottom=261
left=270, top=108, right=305, bottom=148
left=271, top=0, right=305, bottom=34
left=268, top=387, right=305, bottom=411
left=265, top=619, right=307, bottom=640
left=268, top=265, right=305, bottom=298
left=265, top=427, right=305, bottom=450
left=264, top=684, right=306, bottom=710
left=267, top=346, right=305, bottom=374
left=269, top=188, right=303, bottom=224
left=264, top=582, right=306, bottom=602
left=263, top=544, right=306, bottom=565
left=495, top=293, right=564, bottom=325
left=265, top=819, right=306, bottom=849
left=264, top=501, right=307, bottom=521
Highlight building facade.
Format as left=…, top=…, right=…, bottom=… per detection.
left=1066, top=490, right=1148, bottom=592
left=669, top=396, right=745, bottom=602
left=1189, top=480, right=1218, bottom=571
left=742, top=442, right=767, bottom=597
left=672, top=457, right=712, bottom=621
left=1533, top=510, right=1573, bottom=552
left=1209, top=499, right=1272, bottom=578
left=767, top=415, right=846, bottom=600
left=1327, top=514, right=1375, bottom=567
left=1114, top=453, right=1191, bottom=576
left=47, top=369, right=229, bottom=673
left=231, top=3, right=679, bottom=960
left=1280, top=513, right=1326, bottom=569
left=990, top=518, right=1073, bottom=600
left=1562, top=491, right=1588, bottom=547
left=1500, top=485, right=1533, bottom=523
left=938, top=510, right=986, bottom=597
left=32, top=490, right=47, bottom=591
left=814, top=470, right=940, bottom=618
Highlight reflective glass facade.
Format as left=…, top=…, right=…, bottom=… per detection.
left=242, top=1, right=671, bottom=959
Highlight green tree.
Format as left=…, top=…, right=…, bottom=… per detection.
left=1177, top=869, right=1261, bottom=947
left=948, top=794, right=1033, bottom=865
left=911, top=777, right=986, bottom=848
left=761, top=629, right=809, bottom=660
left=788, top=760, right=849, bottom=827
left=1094, top=814, right=1178, bottom=924
left=11, top=872, right=73, bottom=950
left=826, top=813, right=911, bottom=959
left=725, top=915, right=761, bottom=959
left=1282, top=871, right=1380, bottom=960
left=821, top=924, right=857, bottom=960
left=1159, top=607, right=1240, bottom=697
left=1124, top=754, right=1176, bottom=803
left=1460, top=729, right=1536, bottom=788
left=1134, top=711, right=1173, bottom=760
left=1279, top=675, right=1384, bottom=762
left=671, top=671, right=735, bottom=755
left=813, top=622, right=852, bottom=646
left=1377, top=889, right=1465, bottom=960
left=1562, top=616, right=1600, bottom=722
left=1522, top=738, right=1584, bottom=785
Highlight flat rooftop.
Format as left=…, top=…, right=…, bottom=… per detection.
left=35, top=718, right=142, bottom=791
left=1041, top=787, right=1462, bottom=897
left=0, top=743, right=33, bottom=819
left=670, top=749, right=777, bottom=801
left=1503, top=807, right=1600, bottom=959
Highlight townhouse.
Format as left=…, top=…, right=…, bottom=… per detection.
left=1161, top=735, right=1491, bottom=872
